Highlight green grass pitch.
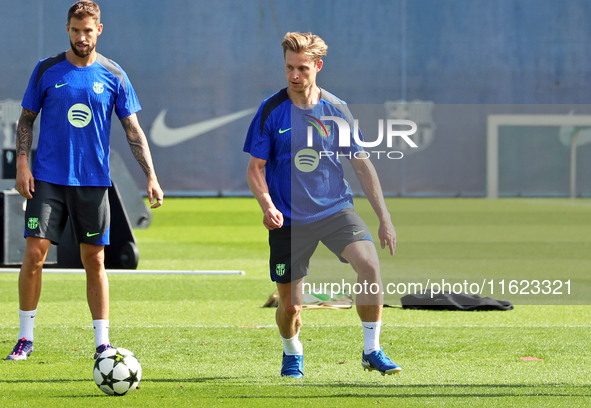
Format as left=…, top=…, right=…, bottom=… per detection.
left=0, top=197, right=590, bottom=407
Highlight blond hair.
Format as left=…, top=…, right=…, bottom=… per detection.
left=68, top=1, right=101, bottom=25
left=281, top=32, right=327, bottom=62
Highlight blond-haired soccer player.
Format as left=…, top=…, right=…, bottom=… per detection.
left=5, top=1, right=163, bottom=361
left=244, top=32, right=401, bottom=377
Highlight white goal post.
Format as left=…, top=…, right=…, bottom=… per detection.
left=487, top=114, right=591, bottom=199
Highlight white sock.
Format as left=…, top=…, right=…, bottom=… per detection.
left=93, top=320, right=110, bottom=348
left=362, top=321, right=382, bottom=354
left=18, top=309, right=37, bottom=342
left=281, top=331, right=304, bottom=355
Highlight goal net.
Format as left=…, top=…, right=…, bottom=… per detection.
left=487, top=114, right=591, bottom=198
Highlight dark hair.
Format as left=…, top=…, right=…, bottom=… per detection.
left=68, top=1, right=101, bottom=25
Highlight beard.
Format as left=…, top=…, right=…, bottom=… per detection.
left=70, top=39, right=95, bottom=58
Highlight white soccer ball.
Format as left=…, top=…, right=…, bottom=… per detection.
left=93, top=347, right=142, bottom=396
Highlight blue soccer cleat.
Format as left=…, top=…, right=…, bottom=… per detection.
left=94, top=343, right=113, bottom=359
left=281, top=352, right=304, bottom=378
left=361, top=348, right=402, bottom=375
left=5, top=338, right=34, bottom=361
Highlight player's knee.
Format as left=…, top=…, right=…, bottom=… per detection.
left=80, top=249, right=105, bottom=271
left=356, top=257, right=380, bottom=278
left=23, top=245, right=49, bottom=269
left=281, top=302, right=302, bottom=318
left=368, top=258, right=380, bottom=274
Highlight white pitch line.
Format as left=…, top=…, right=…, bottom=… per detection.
left=1, top=325, right=589, bottom=330
left=0, top=268, right=245, bottom=275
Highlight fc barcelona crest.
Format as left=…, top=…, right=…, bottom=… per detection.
left=384, top=100, right=436, bottom=153
left=93, top=82, right=104, bottom=94
left=28, top=217, right=39, bottom=229
left=275, top=263, right=286, bottom=277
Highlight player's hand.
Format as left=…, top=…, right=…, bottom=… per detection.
left=263, top=208, right=284, bottom=230
left=15, top=161, right=35, bottom=199
left=378, top=218, right=396, bottom=256
left=147, top=175, right=164, bottom=209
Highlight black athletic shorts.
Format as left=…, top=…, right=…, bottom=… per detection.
left=268, top=208, right=373, bottom=284
left=24, top=180, right=110, bottom=245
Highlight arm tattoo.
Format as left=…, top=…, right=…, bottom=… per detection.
left=122, top=115, right=155, bottom=178
left=16, top=109, right=38, bottom=158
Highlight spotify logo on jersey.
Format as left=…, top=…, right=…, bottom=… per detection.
left=68, top=103, right=92, bottom=128
left=294, top=148, right=319, bottom=172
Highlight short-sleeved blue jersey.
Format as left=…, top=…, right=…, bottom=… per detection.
left=244, top=88, right=363, bottom=225
left=22, top=52, right=141, bottom=187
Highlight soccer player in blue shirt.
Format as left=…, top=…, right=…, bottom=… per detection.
left=6, top=1, right=163, bottom=361
left=244, top=32, right=402, bottom=377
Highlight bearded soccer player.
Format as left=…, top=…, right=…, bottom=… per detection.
left=5, top=1, right=164, bottom=361
left=244, top=32, right=401, bottom=377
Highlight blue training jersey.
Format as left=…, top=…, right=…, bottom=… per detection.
left=22, top=52, right=141, bottom=187
left=244, top=88, right=363, bottom=225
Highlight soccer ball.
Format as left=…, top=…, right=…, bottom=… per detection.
left=93, top=347, right=142, bottom=396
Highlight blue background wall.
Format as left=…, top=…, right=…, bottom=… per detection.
left=1, top=0, right=590, bottom=195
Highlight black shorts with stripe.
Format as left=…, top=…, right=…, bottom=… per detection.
left=24, top=180, right=110, bottom=245
left=268, top=208, right=373, bottom=284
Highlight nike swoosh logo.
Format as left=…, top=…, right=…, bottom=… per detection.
left=150, top=107, right=257, bottom=147
left=55, top=83, right=68, bottom=88
left=86, top=232, right=100, bottom=237
left=279, top=128, right=291, bottom=134
left=352, top=230, right=365, bottom=236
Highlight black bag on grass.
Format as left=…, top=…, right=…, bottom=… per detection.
left=400, top=291, right=513, bottom=311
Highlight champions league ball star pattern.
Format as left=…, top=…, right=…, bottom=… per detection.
left=93, top=347, right=142, bottom=396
